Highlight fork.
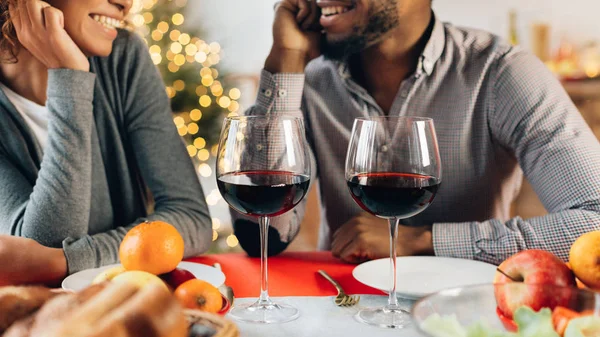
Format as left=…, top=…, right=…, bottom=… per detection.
left=317, top=270, right=360, bottom=307
left=213, top=263, right=235, bottom=306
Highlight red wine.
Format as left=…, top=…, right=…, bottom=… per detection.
left=347, top=173, right=440, bottom=218
left=218, top=170, right=310, bottom=217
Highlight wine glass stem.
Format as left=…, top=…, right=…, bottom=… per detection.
left=387, top=217, right=400, bottom=309
left=258, top=216, right=272, bottom=305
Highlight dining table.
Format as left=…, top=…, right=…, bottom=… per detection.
left=190, top=251, right=423, bottom=337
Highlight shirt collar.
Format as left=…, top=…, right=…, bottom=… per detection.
left=419, top=13, right=445, bottom=76
left=335, top=12, right=446, bottom=79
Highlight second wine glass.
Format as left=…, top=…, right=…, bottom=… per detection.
left=216, top=115, right=311, bottom=324
left=345, top=116, right=442, bottom=329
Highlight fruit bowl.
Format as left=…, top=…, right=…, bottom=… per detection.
left=411, top=283, right=600, bottom=337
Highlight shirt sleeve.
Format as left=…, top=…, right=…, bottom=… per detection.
left=62, top=33, right=213, bottom=273
left=232, top=70, right=316, bottom=256
left=0, top=69, right=95, bottom=247
left=432, top=49, right=600, bottom=264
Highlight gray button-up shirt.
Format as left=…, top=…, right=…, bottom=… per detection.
left=240, top=17, right=600, bottom=264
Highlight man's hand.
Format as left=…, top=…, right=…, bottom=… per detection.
left=265, top=0, right=322, bottom=73
left=331, top=212, right=435, bottom=263
left=0, top=235, right=67, bottom=286
left=10, top=0, right=89, bottom=71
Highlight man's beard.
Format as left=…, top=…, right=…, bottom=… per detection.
left=322, top=0, right=400, bottom=61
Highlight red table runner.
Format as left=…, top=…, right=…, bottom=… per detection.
left=188, top=252, right=384, bottom=298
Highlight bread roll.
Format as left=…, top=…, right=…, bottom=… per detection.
left=0, top=286, right=56, bottom=333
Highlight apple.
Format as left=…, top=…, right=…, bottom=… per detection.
left=494, top=249, right=577, bottom=319
left=160, top=268, right=196, bottom=290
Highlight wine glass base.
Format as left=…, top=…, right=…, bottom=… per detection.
left=228, top=301, right=300, bottom=324
left=355, top=307, right=412, bottom=329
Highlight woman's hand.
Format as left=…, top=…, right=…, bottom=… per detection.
left=0, top=235, right=67, bottom=287
left=9, top=0, right=89, bottom=71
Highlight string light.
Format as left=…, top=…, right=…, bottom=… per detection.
left=212, top=218, right=221, bottom=230
left=187, top=145, right=197, bottom=157
left=170, top=42, right=183, bottom=54
left=197, top=149, right=210, bottom=161
left=172, top=13, right=185, bottom=26
left=174, top=54, right=186, bottom=66
left=157, top=21, right=169, bottom=33
left=190, top=109, right=202, bottom=121
left=151, top=30, right=163, bottom=41
left=226, top=234, right=239, bottom=248
left=179, top=33, right=191, bottom=45
left=169, top=29, right=181, bottom=41
left=195, top=86, right=207, bottom=96
left=199, top=163, right=212, bottom=177
left=211, top=144, right=219, bottom=156
left=228, top=101, right=240, bottom=112
left=212, top=230, right=219, bottom=241
left=218, top=96, right=231, bottom=108
left=143, top=12, right=154, bottom=24
left=209, top=42, right=221, bottom=54
left=188, top=122, right=199, bottom=135
left=173, top=116, right=185, bottom=127
left=201, top=76, right=214, bottom=86
left=229, top=88, right=241, bottom=100
left=199, top=95, right=211, bottom=107
left=185, top=44, right=198, bottom=56
left=193, top=137, right=206, bottom=149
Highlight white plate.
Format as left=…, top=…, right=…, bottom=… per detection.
left=62, top=261, right=226, bottom=291
left=353, top=256, right=497, bottom=300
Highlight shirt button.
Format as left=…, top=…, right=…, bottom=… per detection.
left=256, top=144, right=264, bottom=151
left=381, top=145, right=389, bottom=152
left=264, top=89, right=273, bottom=97
left=278, top=89, right=287, bottom=97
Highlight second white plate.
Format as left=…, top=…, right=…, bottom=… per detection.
left=62, top=261, right=226, bottom=292
left=353, top=256, right=497, bottom=300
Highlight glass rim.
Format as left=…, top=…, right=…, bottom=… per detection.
left=354, top=116, right=434, bottom=123
left=224, top=115, right=303, bottom=121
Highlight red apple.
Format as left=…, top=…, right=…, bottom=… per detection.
left=494, top=249, right=577, bottom=319
left=160, top=268, right=196, bottom=290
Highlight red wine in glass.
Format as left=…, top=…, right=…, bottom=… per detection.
left=347, top=172, right=440, bottom=218
left=217, top=170, right=310, bottom=217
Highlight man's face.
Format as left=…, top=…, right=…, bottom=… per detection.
left=317, top=0, right=401, bottom=60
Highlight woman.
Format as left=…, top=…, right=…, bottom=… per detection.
left=0, top=0, right=212, bottom=285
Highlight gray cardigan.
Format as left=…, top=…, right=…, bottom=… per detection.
left=0, top=30, right=212, bottom=274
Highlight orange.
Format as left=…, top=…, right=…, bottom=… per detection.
left=119, top=221, right=184, bottom=275
left=569, top=231, right=600, bottom=289
left=566, top=262, right=589, bottom=290
left=174, top=279, right=223, bottom=313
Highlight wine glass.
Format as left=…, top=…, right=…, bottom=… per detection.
left=216, top=115, right=311, bottom=324
left=345, top=116, right=442, bottom=329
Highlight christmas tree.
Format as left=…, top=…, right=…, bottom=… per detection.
left=131, top=0, right=242, bottom=252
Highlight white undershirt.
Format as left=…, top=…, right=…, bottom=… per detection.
left=0, top=82, right=49, bottom=151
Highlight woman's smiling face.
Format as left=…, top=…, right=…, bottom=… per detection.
left=47, top=0, right=132, bottom=57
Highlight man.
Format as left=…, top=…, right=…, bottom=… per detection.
left=232, top=0, right=600, bottom=265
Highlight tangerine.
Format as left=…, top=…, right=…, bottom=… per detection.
left=174, top=279, right=223, bottom=313
left=119, top=221, right=184, bottom=275
left=569, top=231, right=600, bottom=290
